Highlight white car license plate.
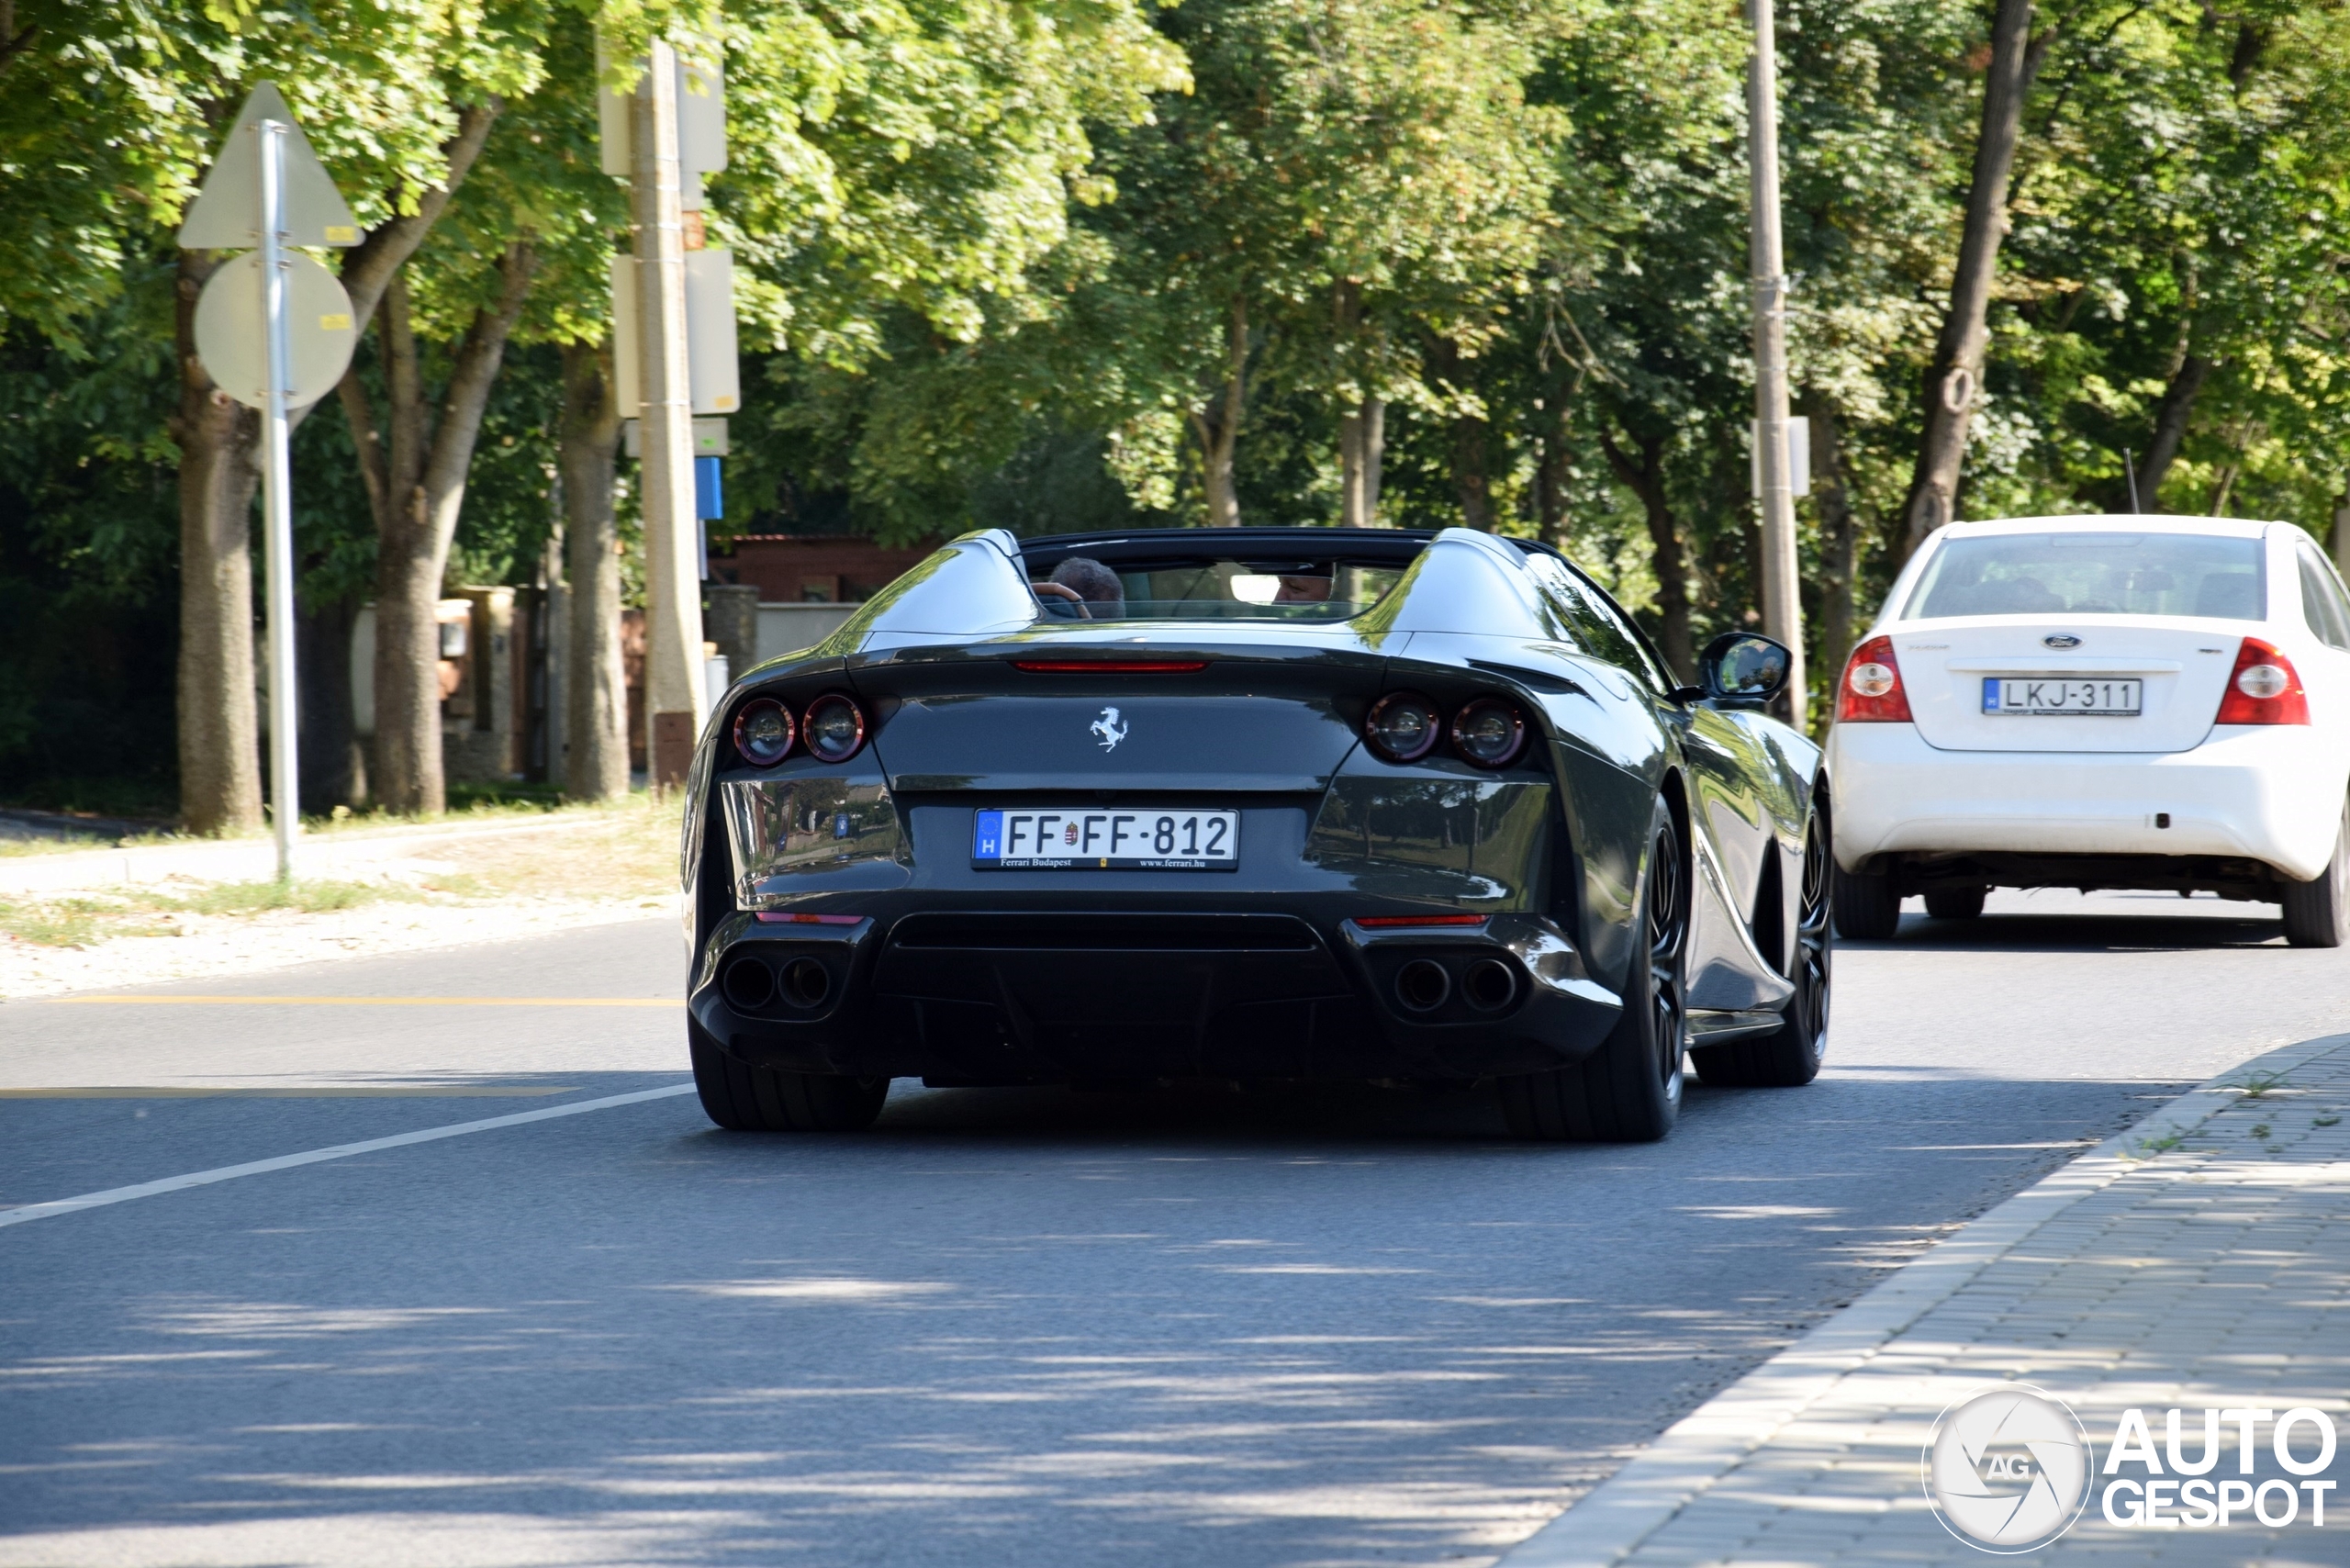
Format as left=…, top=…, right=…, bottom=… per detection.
left=972, top=809, right=1240, bottom=870
left=1982, top=677, right=2143, bottom=716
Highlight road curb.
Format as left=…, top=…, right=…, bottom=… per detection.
left=1493, top=1029, right=2350, bottom=1568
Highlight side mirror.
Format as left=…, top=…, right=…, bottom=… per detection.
left=1699, top=632, right=1792, bottom=707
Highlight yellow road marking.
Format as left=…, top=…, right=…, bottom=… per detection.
left=0, top=1086, right=578, bottom=1099
left=41, top=996, right=677, bottom=1008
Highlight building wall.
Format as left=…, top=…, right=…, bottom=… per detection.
left=711, top=535, right=934, bottom=604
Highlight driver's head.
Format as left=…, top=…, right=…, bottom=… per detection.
left=1274, top=574, right=1333, bottom=603
left=1049, top=556, right=1125, bottom=607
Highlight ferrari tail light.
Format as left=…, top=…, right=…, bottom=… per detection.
left=2214, top=636, right=2310, bottom=724
left=733, top=699, right=793, bottom=767
left=802, top=693, right=868, bottom=761
left=1837, top=636, right=1911, bottom=722
left=1365, top=691, right=1442, bottom=762
left=1450, top=698, right=1529, bottom=768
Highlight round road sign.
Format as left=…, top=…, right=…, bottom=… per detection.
left=193, top=251, right=359, bottom=411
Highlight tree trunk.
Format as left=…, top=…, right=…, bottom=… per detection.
left=1333, top=281, right=1383, bottom=528
left=560, top=340, right=631, bottom=802
left=1455, top=409, right=1493, bottom=531
left=1338, top=397, right=1384, bottom=527
left=1427, top=336, right=1494, bottom=530
left=169, top=102, right=499, bottom=836
left=1600, top=425, right=1692, bottom=679
left=2133, top=353, right=2211, bottom=510
left=367, top=244, right=540, bottom=813
left=1805, top=398, right=1860, bottom=683
left=1189, top=295, right=1248, bottom=527
left=170, top=250, right=264, bottom=835
left=1536, top=398, right=1572, bottom=547
left=1899, top=0, right=2052, bottom=556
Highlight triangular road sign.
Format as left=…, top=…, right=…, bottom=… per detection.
left=177, top=82, right=361, bottom=250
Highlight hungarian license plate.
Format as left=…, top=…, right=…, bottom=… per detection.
left=971, top=809, right=1240, bottom=870
left=1983, top=677, right=2143, bottom=716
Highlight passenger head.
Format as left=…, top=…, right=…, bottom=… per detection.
left=1049, top=556, right=1125, bottom=609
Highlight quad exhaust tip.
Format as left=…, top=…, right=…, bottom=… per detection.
left=1463, top=958, right=1517, bottom=1012
left=721, top=957, right=776, bottom=1012
left=780, top=957, right=833, bottom=1010
left=1395, top=959, right=1451, bottom=1013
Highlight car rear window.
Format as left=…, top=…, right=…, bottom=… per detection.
left=1032, top=557, right=1411, bottom=622
left=1906, top=532, right=2266, bottom=622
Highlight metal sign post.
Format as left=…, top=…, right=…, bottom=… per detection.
left=180, top=83, right=359, bottom=876
left=257, top=118, right=301, bottom=883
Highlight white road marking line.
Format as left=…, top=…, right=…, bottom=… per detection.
left=0, top=1083, right=696, bottom=1230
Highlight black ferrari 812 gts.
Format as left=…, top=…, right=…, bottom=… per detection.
left=679, top=526, right=1830, bottom=1141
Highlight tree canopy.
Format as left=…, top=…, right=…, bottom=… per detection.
left=6, top=0, right=2350, bottom=812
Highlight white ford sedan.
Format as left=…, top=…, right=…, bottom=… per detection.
left=1826, top=515, right=2350, bottom=946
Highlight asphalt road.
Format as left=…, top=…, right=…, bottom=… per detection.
left=5, top=890, right=2350, bottom=1567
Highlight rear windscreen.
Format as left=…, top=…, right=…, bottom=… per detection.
left=1030, top=557, right=1410, bottom=622
left=1906, top=533, right=2266, bottom=622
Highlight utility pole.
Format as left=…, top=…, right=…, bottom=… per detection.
left=632, top=38, right=708, bottom=786
left=1748, top=0, right=1807, bottom=730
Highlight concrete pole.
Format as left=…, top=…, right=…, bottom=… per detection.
left=632, top=39, right=707, bottom=786
left=1748, top=0, right=1807, bottom=730
left=258, top=118, right=301, bottom=878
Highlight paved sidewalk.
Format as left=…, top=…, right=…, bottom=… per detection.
left=1503, top=1034, right=2350, bottom=1567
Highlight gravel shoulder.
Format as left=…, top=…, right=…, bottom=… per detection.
left=0, top=801, right=682, bottom=1001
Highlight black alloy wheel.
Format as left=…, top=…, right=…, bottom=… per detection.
left=1499, top=797, right=1687, bottom=1142
left=1694, top=802, right=1831, bottom=1088
left=689, top=1017, right=890, bottom=1131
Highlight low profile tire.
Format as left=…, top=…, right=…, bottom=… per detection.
left=2280, top=801, right=2350, bottom=949
left=1833, top=864, right=1900, bottom=940
left=1693, top=804, right=1831, bottom=1090
left=1922, top=886, right=1986, bottom=921
left=689, top=1018, right=890, bottom=1131
left=1499, top=799, right=1686, bottom=1143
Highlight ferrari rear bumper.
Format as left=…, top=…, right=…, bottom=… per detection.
left=689, top=908, right=1621, bottom=1083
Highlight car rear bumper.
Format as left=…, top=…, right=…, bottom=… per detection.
left=688, top=906, right=1622, bottom=1083
left=1827, top=721, right=2345, bottom=880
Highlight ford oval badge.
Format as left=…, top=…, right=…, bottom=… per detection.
left=2042, top=633, right=2082, bottom=649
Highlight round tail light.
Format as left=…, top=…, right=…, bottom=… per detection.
left=1365, top=692, right=1441, bottom=762
left=733, top=699, right=793, bottom=767
left=1450, top=698, right=1528, bottom=768
left=802, top=693, right=867, bottom=762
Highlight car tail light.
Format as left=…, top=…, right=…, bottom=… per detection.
left=1837, top=636, right=1911, bottom=722
left=1365, top=691, right=1442, bottom=762
left=1013, top=659, right=1207, bottom=673
left=754, top=911, right=865, bottom=924
left=801, top=693, right=867, bottom=761
left=2214, top=636, right=2310, bottom=724
left=733, top=699, right=793, bottom=767
left=1450, top=698, right=1529, bottom=768
left=1354, top=913, right=1488, bottom=928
